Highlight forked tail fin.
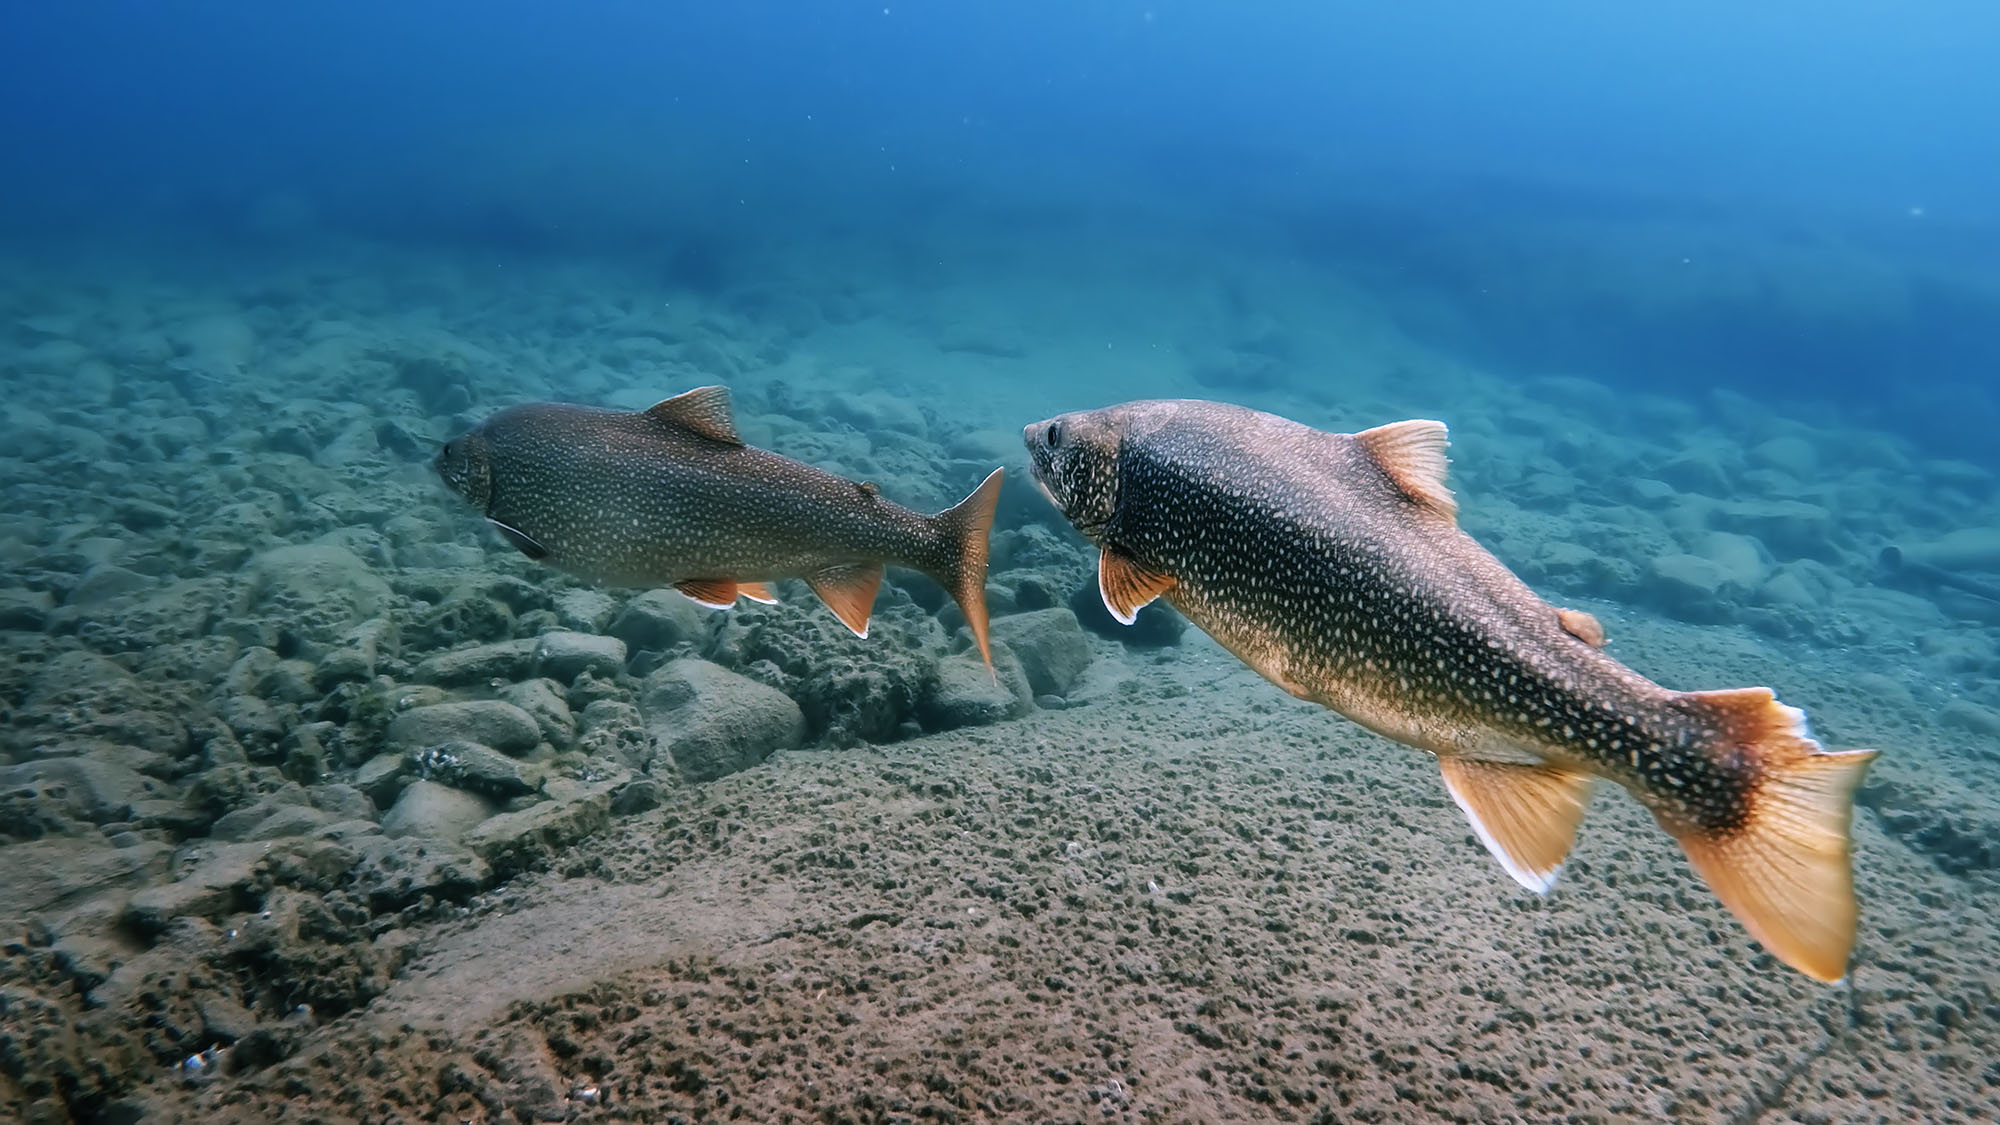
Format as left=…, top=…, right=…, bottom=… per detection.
left=1658, top=687, right=1876, bottom=983
left=921, top=468, right=1003, bottom=671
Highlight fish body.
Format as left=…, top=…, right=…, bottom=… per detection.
left=438, top=386, right=1002, bottom=664
left=1025, top=398, right=1874, bottom=982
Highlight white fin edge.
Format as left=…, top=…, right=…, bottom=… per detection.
left=1442, top=772, right=1563, bottom=894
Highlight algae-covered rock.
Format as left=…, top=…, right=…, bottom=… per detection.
left=381, top=779, right=495, bottom=842
left=639, top=658, right=805, bottom=782
left=242, top=542, right=394, bottom=645
left=462, top=780, right=613, bottom=876
left=918, top=644, right=1034, bottom=732
left=386, top=700, right=542, bottom=757
left=414, top=638, right=538, bottom=686
left=412, top=740, right=542, bottom=799
left=500, top=678, right=577, bottom=747
left=607, top=589, right=707, bottom=653
left=992, top=607, right=1093, bottom=698
left=346, top=834, right=492, bottom=913
left=532, top=630, right=627, bottom=682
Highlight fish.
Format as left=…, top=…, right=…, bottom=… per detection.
left=436, top=386, right=1003, bottom=666
left=1025, top=398, right=1875, bottom=982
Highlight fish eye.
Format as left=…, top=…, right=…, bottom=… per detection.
left=1046, top=421, right=1063, bottom=448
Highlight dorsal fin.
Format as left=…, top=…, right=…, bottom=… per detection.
left=645, top=385, right=743, bottom=446
left=1353, top=419, right=1455, bottom=520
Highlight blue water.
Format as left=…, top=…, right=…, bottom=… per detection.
left=5, top=1, right=1998, bottom=455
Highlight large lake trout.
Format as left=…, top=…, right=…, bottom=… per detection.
left=437, top=386, right=1003, bottom=665
left=1025, top=399, right=1874, bottom=982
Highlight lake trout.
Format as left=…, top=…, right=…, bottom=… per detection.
left=1024, top=398, right=1874, bottom=982
left=436, top=386, right=1002, bottom=666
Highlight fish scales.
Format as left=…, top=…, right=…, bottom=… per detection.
left=1026, top=398, right=1874, bottom=982
left=1117, top=426, right=1745, bottom=827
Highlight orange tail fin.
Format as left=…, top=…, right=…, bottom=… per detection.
left=922, top=468, right=1003, bottom=671
left=1657, top=687, right=1876, bottom=983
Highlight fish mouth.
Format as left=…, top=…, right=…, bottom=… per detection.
left=1031, top=475, right=1059, bottom=511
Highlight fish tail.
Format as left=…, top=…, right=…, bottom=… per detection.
left=1656, top=687, right=1876, bottom=983
left=920, top=467, right=1004, bottom=671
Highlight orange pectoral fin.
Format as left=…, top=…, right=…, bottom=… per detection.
left=676, top=578, right=757, bottom=609
left=1098, top=549, right=1176, bottom=625
left=807, top=562, right=884, bottom=638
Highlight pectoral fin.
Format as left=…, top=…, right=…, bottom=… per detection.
left=807, top=562, right=884, bottom=638
left=1098, top=549, right=1176, bottom=625
left=487, top=518, right=549, bottom=561
left=1438, top=757, right=1595, bottom=893
left=676, top=578, right=764, bottom=609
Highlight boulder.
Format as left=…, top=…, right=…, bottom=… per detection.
left=1646, top=554, right=1733, bottom=622
left=992, top=608, right=1093, bottom=698
left=413, top=639, right=538, bottom=686
left=386, top=700, right=542, bottom=757
left=532, top=630, right=627, bottom=682
left=607, top=589, right=707, bottom=652
left=0, top=587, right=52, bottom=631
left=381, top=779, right=495, bottom=841
left=1, top=757, right=168, bottom=827
left=1710, top=499, right=1837, bottom=562
left=500, top=678, right=577, bottom=747
left=463, top=780, right=614, bottom=877
left=918, top=645, right=1034, bottom=731
left=241, top=542, right=393, bottom=644
left=411, top=740, right=541, bottom=799
left=347, top=835, right=491, bottom=913
left=639, top=658, right=805, bottom=782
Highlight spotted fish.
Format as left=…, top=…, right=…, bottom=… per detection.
left=437, top=386, right=1003, bottom=665
left=1025, top=398, right=1874, bottom=982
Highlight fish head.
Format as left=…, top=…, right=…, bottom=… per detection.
left=1023, top=408, right=1124, bottom=539
left=433, top=426, right=494, bottom=509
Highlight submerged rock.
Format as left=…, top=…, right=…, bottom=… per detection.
left=381, top=779, right=495, bottom=842
left=639, top=658, right=805, bottom=782
left=918, top=645, right=1034, bottom=732
left=607, top=589, right=707, bottom=653
left=532, top=630, right=627, bottom=682
left=386, top=701, right=542, bottom=758
left=414, top=638, right=538, bottom=686
left=992, top=607, right=1093, bottom=698
left=462, top=779, right=614, bottom=876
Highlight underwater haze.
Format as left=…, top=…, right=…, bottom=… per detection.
left=4, top=3, right=2000, bottom=1122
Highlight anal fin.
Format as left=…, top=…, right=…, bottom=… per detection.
left=1099, top=549, right=1176, bottom=625
left=1438, top=757, right=1595, bottom=893
left=807, top=562, right=884, bottom=638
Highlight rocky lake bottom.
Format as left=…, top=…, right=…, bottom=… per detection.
left=2, top=245, right=1998, bottom=1122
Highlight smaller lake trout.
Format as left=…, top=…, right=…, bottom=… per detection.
left=437, top=386, right=1002, bottom=666
left=1025, top=398, right=1874, bottom=982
